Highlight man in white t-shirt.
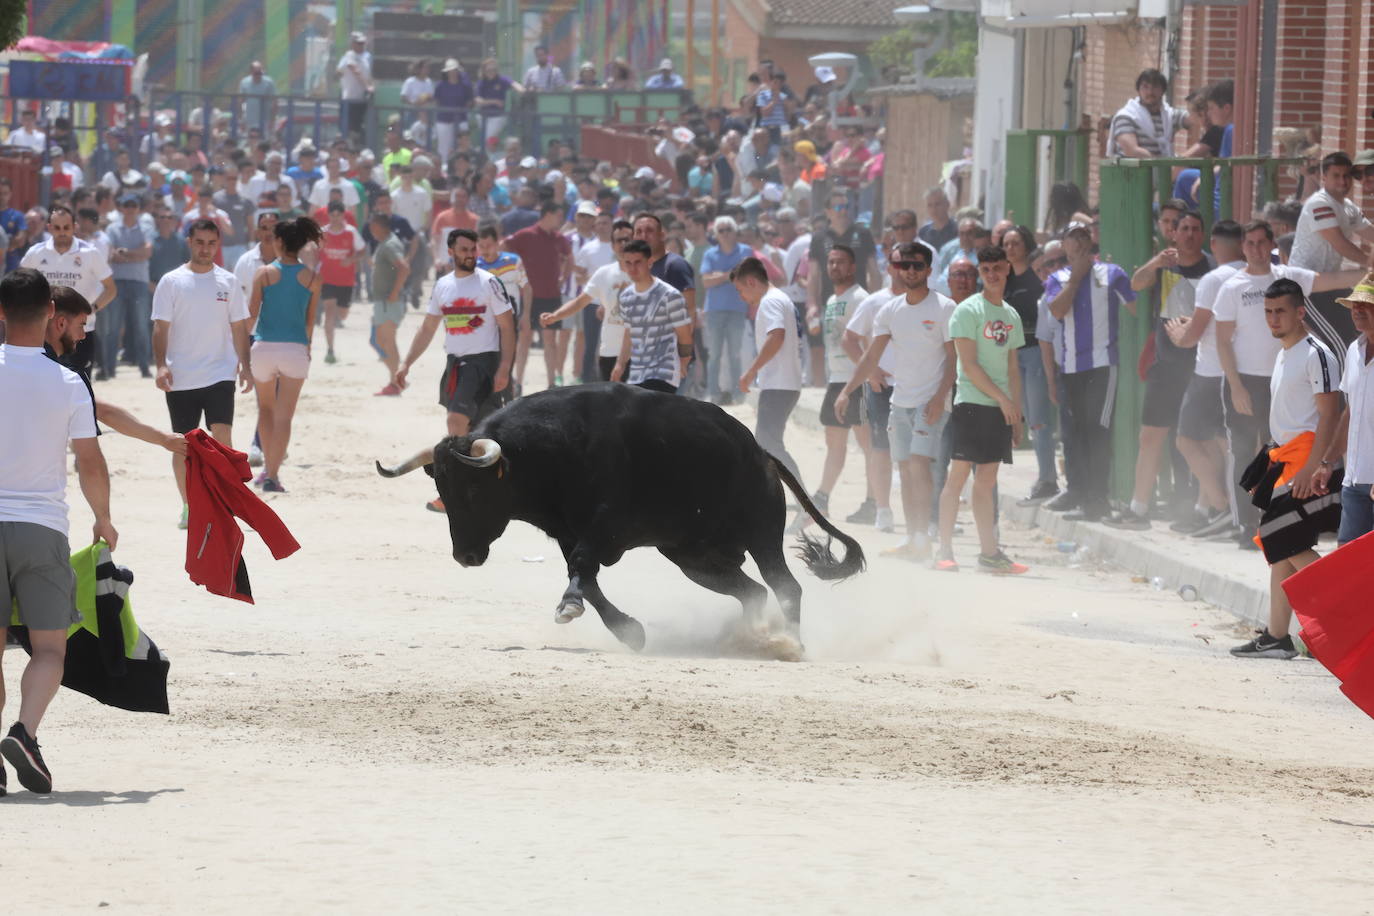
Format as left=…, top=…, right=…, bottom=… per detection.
left=1230, top=279, right=1340, bottom=660
left=540, top=220, right=631, bottom=381
left=568, top=204, right=613, bottom=383
left=6, top=109, right=47, bottom=154
left=1318, top=273, right=1374, bottom=546
left=307, top=156, right=361, bottom=210
left=152, top=219, right=252, bottom=524
left=1165, top=219, right=1246, bottom=536
left=1211, top=219, right=1364, bottom=544
left=1289, top=151, right=1374, bottom=344
left=390, top=165, right=432, bottom=311
left=836, top=240, right=954, bottom=559
left=0, top=268, right=116, bottom=795
left=20, top=205, right=116, bottom=373
left=736, top=256, right=803, bottom=481
left=808, top=244, right=869, bottom=526
left=395, top=227, right=516, bottom=451
left=337, top=32, right=373, bottom=140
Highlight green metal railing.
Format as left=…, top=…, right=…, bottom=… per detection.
left=1003, top=129, right=1091, bottom=229
left=1098, top=155, right=1301, bottom=502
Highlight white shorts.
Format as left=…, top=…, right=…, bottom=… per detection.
left=251, top=341, right=310, bottom=383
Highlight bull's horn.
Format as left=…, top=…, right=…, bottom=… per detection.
left=375, top=447, right=434, bottom=478
left=454, top=437, right=503, bottom=469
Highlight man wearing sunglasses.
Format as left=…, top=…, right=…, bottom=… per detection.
left=835, top=241, right=954, bottom=561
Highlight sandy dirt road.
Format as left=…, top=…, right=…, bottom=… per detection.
left=3, top=315, right=1372, bottom=914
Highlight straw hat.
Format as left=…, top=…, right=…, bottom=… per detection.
left=1336, top=272, right=1374, bottom=309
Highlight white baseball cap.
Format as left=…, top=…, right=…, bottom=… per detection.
left=575, top=200, right=598, bottom=216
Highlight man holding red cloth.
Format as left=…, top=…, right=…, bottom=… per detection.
left=1231, top=279, right=1342, bottom=658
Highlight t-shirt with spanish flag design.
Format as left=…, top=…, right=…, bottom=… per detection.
left=426, top=266, right=513, bottom=358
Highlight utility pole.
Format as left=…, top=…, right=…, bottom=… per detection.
left=685, top=0, right=695, bottom=92
left=709, top=0, right=719, bottom=105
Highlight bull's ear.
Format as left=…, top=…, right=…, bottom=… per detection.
left=423, top=463, right=435, bottom=478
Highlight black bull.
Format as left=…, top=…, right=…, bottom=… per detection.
left=376, top=384, right=865, bottom=651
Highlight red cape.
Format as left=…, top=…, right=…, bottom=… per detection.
left=1281, top=531, right=1374, bottom=719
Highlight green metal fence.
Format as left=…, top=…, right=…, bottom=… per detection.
left=1003, top=129, right=1091, bottom=230
left=1098, top=155, right=1301, bottom=502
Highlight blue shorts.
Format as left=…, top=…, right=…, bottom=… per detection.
left=1337, top=483, right=1374, bottom=545
left=888, top=404, right=947, bottom=462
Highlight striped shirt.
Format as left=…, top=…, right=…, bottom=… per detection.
left=1043, top=262, right=1135, bottom=374
left=477, top=252, right=527, bottom=314
left=619, top=277, right=689, bottom=385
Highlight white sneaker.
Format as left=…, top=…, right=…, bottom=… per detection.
left=874, top=507, right=894, bottom=532
left=247, top=443, right=264, bottom=467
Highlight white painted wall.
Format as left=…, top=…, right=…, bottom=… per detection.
left=971, top=28, right=1016, bottom=221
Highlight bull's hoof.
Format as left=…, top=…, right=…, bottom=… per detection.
left=611, top=617, right=646, bottom=652
left=554, top=599, right=585, bottom=624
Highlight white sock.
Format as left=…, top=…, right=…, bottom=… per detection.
left=1130, top=499, right=1147, bottom=516
left=1196, top=502, right=1208, bottom=516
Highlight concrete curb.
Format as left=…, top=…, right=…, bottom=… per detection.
left=785, top=393, right=1271, bottom=626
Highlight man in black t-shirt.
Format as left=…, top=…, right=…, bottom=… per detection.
left=808, top=190, right=879, bottom=384
left=1108, top=208, right=1215, bottom=530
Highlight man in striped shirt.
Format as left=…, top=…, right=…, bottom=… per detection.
left=1107, top=69, right=1190, bottom=159
left=1043, top=224, right=1136, bottom=521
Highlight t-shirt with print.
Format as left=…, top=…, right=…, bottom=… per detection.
left=0, top=344, right=98, bottom=536
left=1269, top=335, right=1336, bottom=445
left=873, top=289, right=956, bottom=409
left=371, top=235, right=407, bottom=304
left=619, top=278, right=690, bottom=385
left=585, top=263, right=631, bottom=357
left=822, top=284, right=868, bottom=383
left=21, top=238, right=112, bottom=333
left=1041, top=261, right=1135, bottom=374
left=948, top=293, right=1024, bottom=407
left=477, top=252, right=527, bottom=314
left=150, top=264, right=245, bottom=391
left=1190, top=260, right=1245, bottom=377
left=1290, top=188, right=1374, bottom=275
left=427, top=268, right=512, bottom=358
left=1152, top=254, right=1214, bottom=365
left=1212, top=265, right=1316, bottom=377
left=753, top=288, right=803, bottom=391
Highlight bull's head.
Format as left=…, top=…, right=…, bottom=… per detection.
left=375, top=437, right=512, bottom=567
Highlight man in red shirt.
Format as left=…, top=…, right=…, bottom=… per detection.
left=431, top=186, right=478, bottom=276
left=504, top=199, right=571, bottom=387
left=317, top=201, right=366, bottom=363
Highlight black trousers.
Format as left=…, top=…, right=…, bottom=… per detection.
left=1061, top=365, right=1116, bottom=511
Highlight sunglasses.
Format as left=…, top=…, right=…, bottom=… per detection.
left=891, top=223, right=916, bottom=231
left=892, top=260, right=929, bottom=271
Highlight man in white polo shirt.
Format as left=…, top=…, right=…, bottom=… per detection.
left=834, top=240, right=955, bottom=560
left=1211, top=219, right=1363, bottom=546
left=1316, top=273, right=1374, bottom=545
left=1230, top=279, right=1341, bottom=660
left=0, top=268, right=117, bottom=795
left=1289, top=151, right=1374, bottom=344
left=20, top=205, right=116, bottom=376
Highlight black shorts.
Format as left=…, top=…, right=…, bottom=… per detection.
left=532, top=296, right=563, bottom=331
left=438, top=351, right=500, bottom=420
left=948, top=402, right=1013, bottom=466
left=1177, top=374, right=1224, bottom=441
left=1141, top=358, right=1192, bottom=428
left=599, top=356, right=631, bottom=382
left=820, top=382, right=863, bottom=427
left=166, top=380, right=236, bottom=433
left=321, top=283, right=353, bottom=309
left=865, top=384, right=892, bottom=450
left=637, top=378, right=676, bottom=394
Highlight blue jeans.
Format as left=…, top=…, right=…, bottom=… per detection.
left=1338, top=483, right=1374, bottom=545
left=1017, top=346, right=1057, bottom=485
left=98, top=278, right=151, bottom=375
left=704, top=309, right=747, bottom=399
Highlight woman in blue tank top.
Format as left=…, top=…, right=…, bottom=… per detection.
left=247, top=216, right=322, bottom=493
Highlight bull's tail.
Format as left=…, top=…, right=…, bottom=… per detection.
left=769, top=456, right=866, bottom=581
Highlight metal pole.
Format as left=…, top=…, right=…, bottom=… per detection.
left=1256, top=0, right=1277, bottom=156
left=685, top=0, right=695, bottom=92
left=709, top=0, right=719, bottom=106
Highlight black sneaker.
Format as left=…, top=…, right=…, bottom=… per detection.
left=1169, top=509, right=1209, bottom=534
left=846, top=498, right=876, bottom=524
left=811, top=491, right=830, bottom=513
left=1189, top=509, right=1235, bottom=539
left=1236, top=532, right=1260, bottom=551
left=1229, top=629, right=1298, bottom=659
left=1017, top=479, right=1060, bottom=506
left=1063, top=504, right=1107, bottom=522
left=1105, top=508, right=1151, bottom=530
left=1044, top=491, right=1080, bottom=512
left=1, top=723, right=52, bottom=794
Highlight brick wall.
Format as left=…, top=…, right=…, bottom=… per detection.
left=1079, top=21, right=1165, bottom=204
left=1274, top=0, right=1327, bottom=139
left=1175, top=5, right=1241, bottom=151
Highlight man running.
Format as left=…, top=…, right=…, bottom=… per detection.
left=317, top=201, right=366, bottom=364
left=736, top=256, right=804, bottom=479
left=395, top=227, right=516, bottom=510
left=935, top=244, right=1029, bottom=574
left=505, top=200, right=572, bottom=387
left=611, top=239, right=692, bottom=394
left=0, top=268, right=117, bottom=795
left=370, top=212, right=411, bottom=396
left=151, top=218, right=253, bottom=527
left=835, top=240, right=955, bottom=560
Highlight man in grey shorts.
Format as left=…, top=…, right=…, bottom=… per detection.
left=0, top=268, right=118, bottom=795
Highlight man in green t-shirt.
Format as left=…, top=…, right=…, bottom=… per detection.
left=936, top=243, right=1030, bottom=575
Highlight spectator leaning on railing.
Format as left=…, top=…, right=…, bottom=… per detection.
left=1107, top=69, right=1191, bottom=159
left=1289, top=151, right=1374, bottom=345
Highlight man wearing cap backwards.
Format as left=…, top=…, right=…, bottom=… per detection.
left=1229, top=279, right=1342, bottom=660
left=644, top=58, right=684, bottom=89
left=337, top=32, right=374, bottom=141
left=104, top=194, right=155, bottom=379
left=1315, top=273, right=1374, bottom=547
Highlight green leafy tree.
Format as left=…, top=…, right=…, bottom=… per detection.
left=868, top=11, right=977, bottom=79
left=0, top=0, right=24, bottom=52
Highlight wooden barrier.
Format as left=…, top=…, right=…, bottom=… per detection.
left=0, top=152, right=40, bottom=211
